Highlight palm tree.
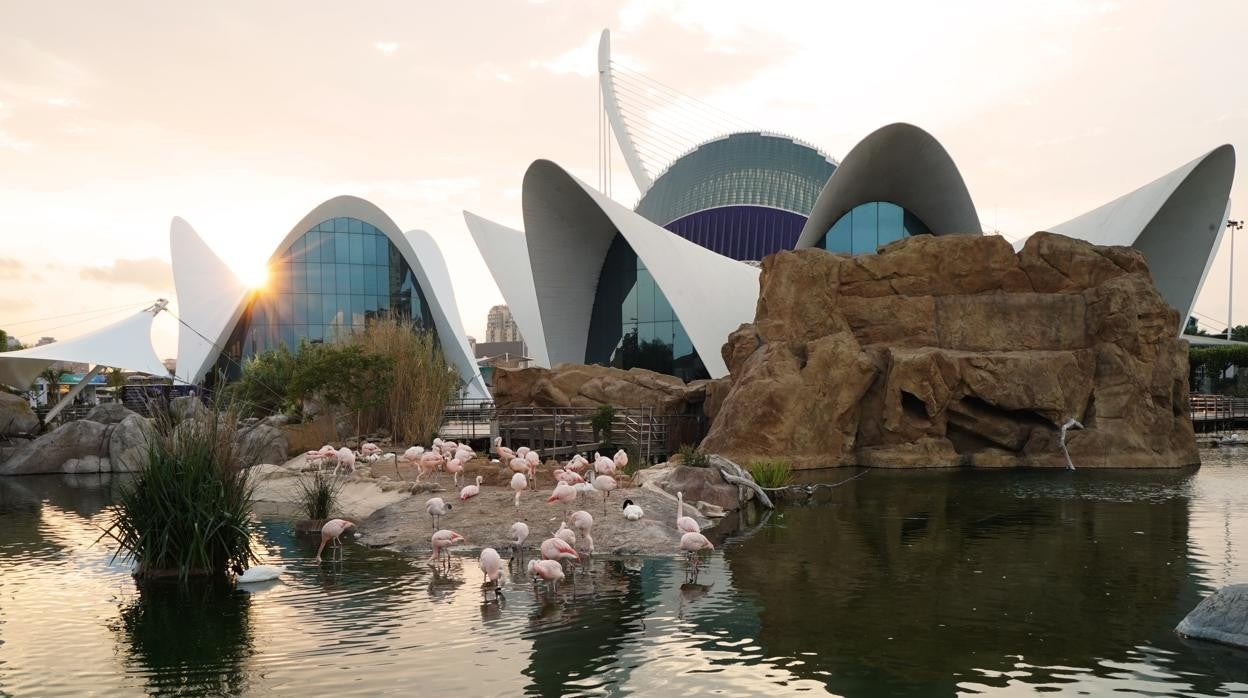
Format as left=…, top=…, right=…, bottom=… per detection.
left=38, top=367, right=63, bottom=406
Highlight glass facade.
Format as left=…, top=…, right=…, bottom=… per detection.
left=209, top=217, right=435, bottom=381
left=817, top=201, right=931, bottom=255
left=585, top=234, right=708, bottom=382
left=634, top=131, right=837, bottom=262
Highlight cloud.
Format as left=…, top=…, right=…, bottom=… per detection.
left=80, top=257, right=174, bottom=292
left=374, top=41, right=399, bottom=56
left=0, top=258, right=26, bottom=279
left=46, top=97, right=79, bottom=108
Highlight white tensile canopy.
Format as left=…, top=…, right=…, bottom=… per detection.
left=0, top=303, right=172, bottom=389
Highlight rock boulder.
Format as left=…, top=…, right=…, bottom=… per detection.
left=0, top=419, right=112, bottom=475
left=235, top=424, right=289, bottom=468
left=494, top=363, right=707, bottom=415
left=0, top=392, right=39, bottom=436
left=1177, top=584, right=1248, bottom=649
left=701, top=232, right=1198, bottom=469
left=85, top=402, right=138, bottom=425
left=109, top=414, right=157, bottom=472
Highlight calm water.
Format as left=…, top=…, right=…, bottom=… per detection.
left=3, top=457, right=1248, bottom=696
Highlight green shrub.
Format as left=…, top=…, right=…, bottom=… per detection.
left=349, top=317, right=459, bottom=444
left=296, top=469, right=342, bottom=521
left=223, top=343, right=299, bottom=417
left=101, top=405, right=258, bottom=579
left=591, top=405, right=615, bottom=444
left=678, top=443, right=710, bottom=468
left=748, top=459, right=794, bottom=488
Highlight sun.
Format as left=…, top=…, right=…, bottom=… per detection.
left=232, top=259, right=269, bottom=290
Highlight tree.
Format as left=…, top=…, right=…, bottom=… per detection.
left=106, top=367, right=128, bottom=391
left=288, top=342, right=394, bottom=437
left=37, top=367, right=63, bottom=405
left=1231, top=325, right=1248, bottom=343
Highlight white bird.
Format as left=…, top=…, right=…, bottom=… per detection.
left=676, top=491, right=700, bottom=534
left=479, top=547, right=503, bottom=585
left=232, top=564, right=286, bottom=583
left=621, top=499, right=644, bottom=521
left=425, top=496, right=452, bottom=530
left=553, top=522, right=576, bottom=547
left=459, top=475, right=484, bottom=501
left=510, top=472, right=528, bottom=507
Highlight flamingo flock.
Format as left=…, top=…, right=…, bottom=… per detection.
left=294, top=436, right=716, bottom=586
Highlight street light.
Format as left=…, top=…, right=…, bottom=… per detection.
left=1229, top=219, right=1244, bottom=340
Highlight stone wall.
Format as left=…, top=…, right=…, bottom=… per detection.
left=701, top=232, right=1199, bottom=469
left=493, top=363, right=718, bottom=415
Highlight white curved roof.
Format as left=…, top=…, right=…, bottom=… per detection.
left=1046, top=145, right=1236, bottom=324
left=0, top=305, right=171, bottom=389
left=172, top=196, right=488, bottom=398
left=170, top=217, right=251, bottom=384
left=462, top=211, right=550, bottom=367
left=795, top=122, right=981, bottom=248
left=522, top=159, right=759, bottom=378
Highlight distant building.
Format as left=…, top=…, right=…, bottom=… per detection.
left=36, top=337, right=56, bottom=346
left=4, top=336, right=21, bottom=350
left=485, top=305, right=522, bottom=344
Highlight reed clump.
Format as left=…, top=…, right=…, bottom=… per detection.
left=747, top=459, right=794, bottom=489
left=349, top=317, right=461, bottom=444
left=296, top=468, right=343, bottom=521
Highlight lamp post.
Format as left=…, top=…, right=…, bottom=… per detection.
left=1229, top=219, right=1244, bottom=340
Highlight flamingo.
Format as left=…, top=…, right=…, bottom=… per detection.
left=429, top=529, right=465, bottom=564
left=594, top=453, right=615, bottom=477
left=553, top=469, right=585, bottom=485
left=479, top=547, right=504, bottom=585
left=425, top=497, right=451, bottom=530
left=360, top=442, right=381, bottom=457
left=547, top=481, right=577, bottom=520
left=333, top=447, right=356, bottom=476
left=569, top=510, right=593, bottom=539
left=540, top=536, right=579, bottom=564
left=446, top=457, right=465, bottom=486
left=417, top=451, right=443, bottom=482
left=676, top=491, right=701, bottom=534
left=315, top=518, right=356, bottom=562
left=565, top=454, right=588, bottom=473
left=454, top=446, right=474, bottom=463
left=613, top=449, right=628, bottom=471
left=553, top=522, right=576, bottom=547
left=679, top=531, right=715, bottom=572
left=622, top=499, right=644, bottom=521
left=591, top=471, right=617, bottom=515
left=526, top=559, right=565, bottom=591
left=460, top=475, right=484, bottom=501
left=510, top=521, right=529, bottom=559
left=439, top=440, right=459, bottom=457
left=510, top=472, right=528, bottom=507
left=509, top=457, right=530, bottom=478
left=494, top=437, right=516, bottom=463
left=516, top=446, right=530, bottom=460
left=231, top=563, right=287, bottom=583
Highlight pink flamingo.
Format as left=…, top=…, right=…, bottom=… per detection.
left=594, top=453, right=615, bottom=477
left=360, top=442, right=382, bottom=457
left=676, top=491, right=701, bottom=534
left=445, top=457, right=465, bottom=486
left=547, top=481, right=577, bottom=520
left=494, top=437, right=516, bottom=463
left=417, top=451, right=443, bottom=482
left=315, top=518, right=356, bottom=561
left=540, top=536, right=579, bottom=564
left=510, top=521, right=529, bottom=559
left=565, top=454, right=588, bottom=473
left=429, top=529, right=465, bottom=564
left=591, top=471, right=617, bottom=515
left=479, top=547, right=503, bottom=585
left=613, top=449, right=628, bottom=471
left=510, top=472, right=528, bottom=507
left=527, top=559, right=565, bottom=591
left=679, top=531, right=714, bottom=572
left=553, top=522, right=576, bottom=547
left=402, top=445, right=424, bottom=462
left=570, top=510, right=593, bottom=538
left=459, top=475, right=484, bottom=501
left=333, top=447, right=356, bottom=476
left=425, top=496, right=451, bottom=530
left=509, top=457, right=530, bottom=479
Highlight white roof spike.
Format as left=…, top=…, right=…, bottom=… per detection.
left=170, top=217, right=250, bottom=385
left=0, top=305, right=172, bottom=389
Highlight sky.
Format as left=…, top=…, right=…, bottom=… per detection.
left=1, top=0, right=1246, bottom=361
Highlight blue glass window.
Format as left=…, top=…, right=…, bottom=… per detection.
left=585, top=233, right=709, bottom=381
left=817, top=201, right=932, bottom=255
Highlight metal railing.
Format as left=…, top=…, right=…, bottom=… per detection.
left=1190, top=393, right=1248, bottom=430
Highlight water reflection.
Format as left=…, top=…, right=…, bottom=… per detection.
left=113, top=580, right=255, bottom=696
left=725, top=467, right=1238, bottom=695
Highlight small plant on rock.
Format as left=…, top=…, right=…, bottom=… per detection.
left=591, top=405, right=615, bottom=444
left=678, top=443, right=710, bottom=468
left=748, top=459, right=794, bottom=489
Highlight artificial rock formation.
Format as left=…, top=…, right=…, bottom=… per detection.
left=493, top=363, right=715, bottom=415
left=701, top=232, right=1198, bottom=469
left=0, top=392, right=39, bottom=436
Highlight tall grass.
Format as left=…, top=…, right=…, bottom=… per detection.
left=677, top=443, right=710, bottom=468
left=350, top=317, right=460, bottom=444
left=748, top=459, right=794, bottom=489
left=102, top=404, right=258, bottom=579
left=296, top=469, right=342, bottom=521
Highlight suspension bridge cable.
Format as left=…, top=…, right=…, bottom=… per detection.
left=0, top=301, right=152, bottom=328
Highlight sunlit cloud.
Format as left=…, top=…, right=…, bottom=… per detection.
left=374, top=41, right=400, bottom=56
left=46, top=97, right=79, bottom=107
left=0, top=258, right=26, bottom=280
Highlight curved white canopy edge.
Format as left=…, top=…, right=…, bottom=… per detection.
left=0, top=306, right=171, bottom=389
